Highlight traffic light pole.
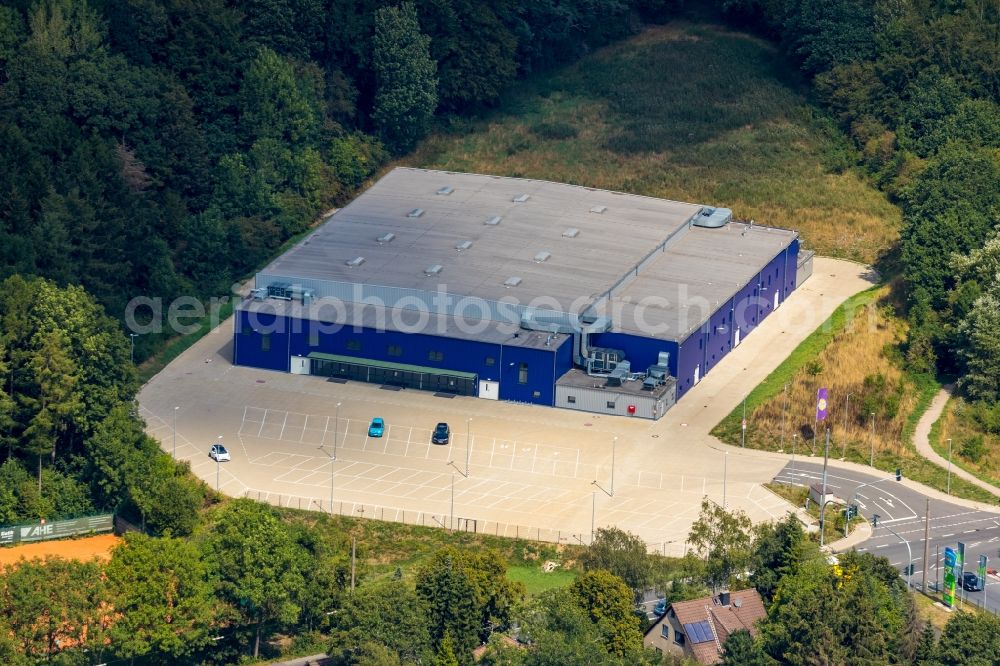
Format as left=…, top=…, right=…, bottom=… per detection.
left=845, top=475, right=900, bottom=537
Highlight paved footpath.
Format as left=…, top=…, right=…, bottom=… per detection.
left=913, top=386, right=1000, bottom=498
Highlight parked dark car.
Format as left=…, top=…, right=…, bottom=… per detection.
left=432, top=423, right=451, bottom=445
left=962, top=572, right=982, bottom=591
left=654, top=599, right=668, bottom=616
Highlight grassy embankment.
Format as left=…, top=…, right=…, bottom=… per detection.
left=713, top=287, right=997, bottom=505
left=929, top=399, right=1000, bottom=492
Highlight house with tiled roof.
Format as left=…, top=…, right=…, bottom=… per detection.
left=643, top=589, right=767, bottom=664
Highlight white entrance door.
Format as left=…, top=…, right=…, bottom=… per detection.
left=734, top=327, right=741, bottom=347
left=774, top=290, right=780, bottom=310
left=478, top=380, right=499, bottom=400
left=694, top=364, right=700, bottom=384
left=290, top=356, right=311, bottom=375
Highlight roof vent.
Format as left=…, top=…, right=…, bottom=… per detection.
left=534, top=251, right=551, bottom=263
left=407, top=208, right=425, bottom=218
left=455, top=240, right=473, bottom=251
left=484, top=215, right=502, bottom=226
left=437, top=186, right=454, bottom=195
left=424, top=264, right=443, bottom=277
left=376, top=232, right=396, bottom=244
left=504, top=276, right=522, bottom=288
left=562, top=228, right=580, bottom=238
left=590, top=205, right=607, bottom=214
left=512, top=193, right=530, bottom=203
left=346, top=256, right=366, bottom=267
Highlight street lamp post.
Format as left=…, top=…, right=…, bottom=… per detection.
left=873, top=515, right=913, bottom=589
left=334, top=402, right=342, bottom=460
left=780, top=383, right=789, bottom=452
left=741, top=396, right=747, bottom=448
left=129, top=333, right=138, bottom=364
left=173, top=406, right=179, bottom=459
left=466, top=418, right=472, bottom=477
left=611, top=435, right=617, bottom=497
left=946, top=438, right=953, bottom=495
left=723, top=450, right=728, bottom=509
left=841, top=393, right=852, bottom=459
left=869, top=412, right=876, bottom=467
left=216, top=435, right=222, bottom=492
left=791, top=434, right=797, bottom=476
left=450, top=472, right=455, bottom=531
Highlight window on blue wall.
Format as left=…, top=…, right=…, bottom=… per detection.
left=387, top=345, right=402, bottom=357
left=309, top=330, right=319, bottom=346
left=518, top=363, right=528, bottom=384
left=532, top=391, right=541, bottom=398
left=699, top=338, right=703, bottom=350
left=428, top=350, right=444, bottom=362
left=485, top=356, right=496, bottom=366
left=261, top=333, right=271, bottom=352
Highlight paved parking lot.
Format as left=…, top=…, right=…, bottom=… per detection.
left=139, top=257, right=874, bottom=552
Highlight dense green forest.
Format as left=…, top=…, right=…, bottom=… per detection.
left=716, top=0, right=1000, bottom=403
left=0, top=0, right=675, bottom=359
left=2, top=0, right=1000, bottom=663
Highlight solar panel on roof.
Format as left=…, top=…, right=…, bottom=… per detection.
left=683, top=621, right=715, bottom=645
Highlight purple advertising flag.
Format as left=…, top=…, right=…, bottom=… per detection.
left=816, top=388, right=829, bottom=422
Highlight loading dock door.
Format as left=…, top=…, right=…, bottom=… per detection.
left=478, top=380, right=499, bottom=400
left=290, top=356, right=311, bottom=375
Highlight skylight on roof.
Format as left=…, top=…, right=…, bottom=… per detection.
left=346, top=256, right=365, bottom=267
left=512, top=193, right=530, bottom=203
left=407, top=208, right=425, bottom=218
left=455, top=240, right=472, bottom=251
left=424, top=264, right=443, bottom=276
left=590, top=205, right=607, bottom=214
left=484, top=216, right=502, bottom=226
left=504, top=276, right=522, bottom=288
left=376, top=232, right=396, bottom=244
left=534, top=251, right=551, bottom=263
left=562, top=228, right=580, bottom=238
left=437, top=186, right=454, bottom=195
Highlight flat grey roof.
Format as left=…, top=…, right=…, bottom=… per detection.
left=255, top=168, right=798, bottom=343
left=610, top=222, right=796, bottom=340
left=239, top=297, right=571, bottom=350
left=263, top=167, right=702, bottom=312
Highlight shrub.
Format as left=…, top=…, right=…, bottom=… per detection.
left=531, top=120, right=578, bottom=140
left=959, top=435, right=985, bottom=463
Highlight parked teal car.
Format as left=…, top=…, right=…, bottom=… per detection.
left=368, top=417, right=385, bottom=437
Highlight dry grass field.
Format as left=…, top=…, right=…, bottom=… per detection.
left=409, top=23, right=900, bottom=263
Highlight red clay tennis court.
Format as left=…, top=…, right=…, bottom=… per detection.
left=0, top=534, right=121, bottom=567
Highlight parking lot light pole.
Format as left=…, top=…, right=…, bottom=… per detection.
left=610, top=436, right=617, bottom=496
left=216, top=435, right=222, bottom=492
left=334, top=402, right=341, bottom=460
left=450, top=472, right=455, bottom=531
left=173, top=406, right=179, bottom=459
left=723, top=451, right=729, bottom=508
left=873, top=515, right=913, bottom=589
left=791, top=434, right=797, bottom=476
left=946, top=438, right=953, bottom=495
left=466, top=418, right=471, bottom=477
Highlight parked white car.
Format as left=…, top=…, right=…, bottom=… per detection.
left=209, top=443, right=231, bottom=462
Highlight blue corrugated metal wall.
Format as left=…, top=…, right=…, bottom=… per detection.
left=234, top=310, right=565, bottom=405
left=588, top=332, right=679, bottom=377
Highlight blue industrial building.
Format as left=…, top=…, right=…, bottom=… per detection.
left=234, top=168, right=813, bottom=419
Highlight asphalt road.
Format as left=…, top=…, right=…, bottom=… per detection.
left=774, top=461, right=1000, bottom=614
